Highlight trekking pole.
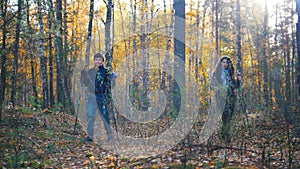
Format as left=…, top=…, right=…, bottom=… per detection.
left=74, top=68, right=82, bottom=134
left=236, top=72, right=251, bottom=136
left=111, top=100, right=118, bottom=133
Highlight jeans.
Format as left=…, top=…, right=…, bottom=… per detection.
left=87, top=94, right=97, bottom=139
left=96, top=94, right=113, bottom=141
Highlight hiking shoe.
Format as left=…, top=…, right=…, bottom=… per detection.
left=84, top=137, right=93, bottom=142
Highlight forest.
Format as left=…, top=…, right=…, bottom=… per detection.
left=0, top=0, right=300, bottom=168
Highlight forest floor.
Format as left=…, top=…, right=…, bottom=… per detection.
left=0, top=107, right=299, bottom=169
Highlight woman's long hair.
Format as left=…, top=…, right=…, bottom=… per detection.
left=220, top=56, right=235, bottom=79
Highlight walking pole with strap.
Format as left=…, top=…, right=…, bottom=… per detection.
left=74, top=66, right=85, bottom=133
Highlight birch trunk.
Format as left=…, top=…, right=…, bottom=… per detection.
left=37, top=0, right=49, bottom=108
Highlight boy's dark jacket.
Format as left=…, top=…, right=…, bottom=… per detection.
left=81, top=65, right=117, bottom=94
left=81, top=68, right=97, bottom=93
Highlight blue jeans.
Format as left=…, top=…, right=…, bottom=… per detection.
left=87, top=94, right=97, bottom=139
left=96, top=94, right=113, bottom=141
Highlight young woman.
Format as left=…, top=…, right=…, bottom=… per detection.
left=211, top=55, right=241, bottom=143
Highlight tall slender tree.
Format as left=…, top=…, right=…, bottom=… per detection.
left=131, top=0, right=137, bottom=73
left=199, top=0, right=209, bottom=84
left=163, top=0, right=173, bottom=114
left=105, top=0, right=114, bottom=68
left=215, top=0, right=219, bottom=56
left=262, top=0, right=269, bottom=107
left=118, top=0, right=130, bottom=103
left=11, top=0, right=23, bottom=106
left=26, top=0, right=38, bottom=107
left=284, top=0, right=292, bottom=104
left=85, top=0, right=95, bottom=67
left=55, top=0, right=74, bottom=114
left=55, top=0, right=64, bottom=104
left=173, top=0, right=185, bottom=112
left=37, top=0, right=49, bottom=108
left=48, top=0, right=55, bottom=107
left=138, top=0, right=151, bottom=111
left=105, top=0, right=114, bottom=115
left=0, top=0, right=8, bottom=120
left=296, top=0, right=300, bottom=99
left=236, top=0, right=242, bottom=76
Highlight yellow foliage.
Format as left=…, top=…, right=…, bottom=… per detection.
left=186, top=11, right=197, bottom=18
left=107, top=161, right=116, bottom=168
left=83, top=160, right=89, bottom=165
left=89, top=155, right=95, bottom=161
left=152, top=164, right=158, bottom=169
left=109, top=156, right=116, bottom=162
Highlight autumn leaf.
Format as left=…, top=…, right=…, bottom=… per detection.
left=89, top=155, right=95, bottom=161
left=152, top=164, right=158, bottom=169
left=83, top=160, right=89, bottom=165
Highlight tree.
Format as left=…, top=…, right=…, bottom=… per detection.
left=26, top=0, right=38, bottom=107
left=37, top=0, right=49, bottom=108
left=296, top=0, right=300, bottom=98
left=11, top=0, right=23, bottom=106
left=104, top=0, right=114, bottom=115
left=236, top=0, right=242, bottom=76
left=173, top=0, right=185, bottom=112
left=215, top=0, right=219, bottom=55
left=48, top=0, right=55, bottom=107
left=0, top=0, right=8, bottom=121
left=85, top=0, right=95, bottom=67
left=138, top=0, right=151, bottom=111
left=55, top=0, right=74, bottom=114
left=251, top=0, right=269, bottom=107
left=105, top=0, right=114, bottom=68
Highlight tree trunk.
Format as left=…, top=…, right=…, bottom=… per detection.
left=297, top=0, right=300, bottom=99
left=105, top=0, right=114, bottom=116
left=55, top=0, right=64, bottom=104
left=262, top=0, right=269, bottom=107
left=0, top=0, right=8, bottom=121
left=85, top=0, right=94, bottom=67
left=235, top=0, right=248, bottom=123
left=11, top=0, right=22, bottom=106
left=291, top=1, right=297, bottom=104
left=37, top=0, right=49, bottom=108
left=163, top=0, right=172, bottom=118
left=284, top=0, right=291, bottom=105
left=199, top=0, right=208, bottom=84
left=173, top=0, right=185, bottom=112
left=215, top=0, right=219, bottom=56
left=236, top=0, right=242, bottom=76
left=118, top=0, right=130, bottom=103
left=63, top=0, right=72, bottom=94
left=145, top=0, right=151, bottom=113
left=132, top=0, right=137, bottom=73
left=48, top=0, right=55, bottom=107
left=63, top=0, right=69, bottom=68
left=26, top=0, right=38, bottom=107
left=55, top=0, right=74, bottom=114
left=105, top=0, right=114, bottom=68
left=138, top=0, right=151, bottom=111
